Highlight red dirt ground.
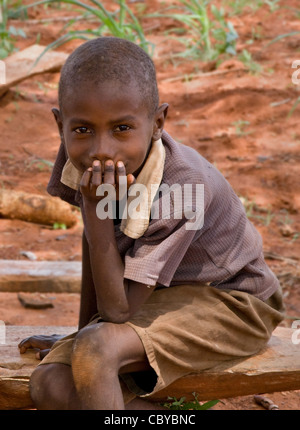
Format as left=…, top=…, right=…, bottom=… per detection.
left=0, top=0, right=299, bottom=409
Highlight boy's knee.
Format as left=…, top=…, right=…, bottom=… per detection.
left=72, top=323, right=118, bottom=367
left=30, top=363, right=71, bottom=410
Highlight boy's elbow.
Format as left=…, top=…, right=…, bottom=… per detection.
left=98, top=307, right=130, bottom=324
left=107, top=313, right=130, bottom=324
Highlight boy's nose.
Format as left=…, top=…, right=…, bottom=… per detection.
left=90, top=139, right=115, bottom=164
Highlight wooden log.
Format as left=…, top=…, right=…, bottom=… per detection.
left=0, top=326, right=299, bottom=409
left=0, top=260, right=81, bottom=293
left=0, top=189, right=78, bottom=227
left=0, top=44, right=68, bottom=97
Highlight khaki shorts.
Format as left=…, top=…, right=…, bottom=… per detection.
left=39, top=285, right=284, bottom=404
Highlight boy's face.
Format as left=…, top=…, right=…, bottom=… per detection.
left=53, top=80, right=168, bottom=178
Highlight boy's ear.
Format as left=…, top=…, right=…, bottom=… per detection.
left=152, top=103, right=169, bottom=141
left=52, top=108, right=64, bottom=142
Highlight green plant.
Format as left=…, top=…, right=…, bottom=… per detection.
left=28, top=158, right=54, bottom=171
left=266, top=31, right=300, bottom=48
left=288, top=96, right=300, bottom=118
left=164, top=393, right=219, bottom=410
left=240, top=196, right=274, bottom=226
left=225, top=0, right=280, bottom=15
left=265, top=0, right=281, bottom=13
left=223, top=0, right=253, bottom=15
left=53, top=222, right=67, bottom=230
left=238, top=49, right=262, bottom=74
left=20, top=0, right=153, bottom=60
left=223, top=0, right=280, bottom=15
left=149, top=0, right=238, bottom=61
left=0, top=0, right=27, bottom=59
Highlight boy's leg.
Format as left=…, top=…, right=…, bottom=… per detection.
left=70, top=321, right=152, bottom=410
left=30, top=321, right=157, bottom=410
left=30, top=362, right=164, bottom=410
left=30, top=363, right=81, bottom=410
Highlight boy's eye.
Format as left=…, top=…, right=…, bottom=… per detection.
left=115, top=125, right=130, bottom=132
left=74, top=126, right=92, bottom=134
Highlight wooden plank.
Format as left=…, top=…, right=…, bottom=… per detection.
left=0, top=44, right=68, bottom=97
left=0, top=326, right=76, bottom=410
left=0, top=260, right=81, bottom=293
left=0, top=326, right=299, bottom=409
left=150, top=327, right=300, bottom=402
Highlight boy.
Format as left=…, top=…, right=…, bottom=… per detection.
left=19, top=37, right=284, bottom=410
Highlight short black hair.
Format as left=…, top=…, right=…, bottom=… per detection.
left=58, top=37, right=159, bottom=117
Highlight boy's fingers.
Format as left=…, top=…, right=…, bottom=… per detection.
left=18, top=338, right=40, bottom=352
left=80, top=161, right=135, bottom=198
left=19, top=345, right=27, bottom=354
left=18, top=335, right=61, bottom=354
left=18, top=337, right=35, bottom=353
left=127, top=174, right=136, bottom=188
left=116, top=161, right=126, bottom=184
left=116, top=162, right=136, bottom=189
left=80, top=168, right=93, bottom=189
left=103, top=160, right=115, bottom=185
left=91, top=160, right=102, bottom=187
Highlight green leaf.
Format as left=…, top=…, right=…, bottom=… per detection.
left=19, top=0, right=152, bottom=57
left=0, top=48, right=9, bottom=59
left=267, top=31, right=300, bottom=46
left=225, top=45, right=236, bottom=55
left=197, top=399, right=220, bottom=410
left=8, top=26, right=18, bottom=36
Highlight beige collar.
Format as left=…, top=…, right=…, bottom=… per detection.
left=60, top=158, right=82, bottom=190
left=120, top=139, right=165, bottom=238
left=60, top=139, right=165, bottom=238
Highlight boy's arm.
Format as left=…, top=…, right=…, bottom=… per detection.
left=80, top=160, right=156, bottom=324
left=82, top=200, right=155, bottom=324
left=78, top=231, right=98, bottom=329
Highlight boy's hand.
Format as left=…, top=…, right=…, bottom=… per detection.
left=18, top=334, right=63, bottom=360
left=80, top=159, right=135, bottom=202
